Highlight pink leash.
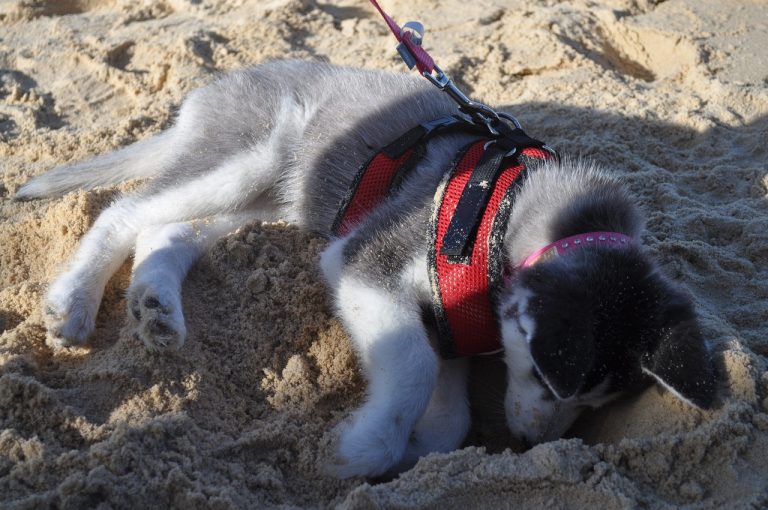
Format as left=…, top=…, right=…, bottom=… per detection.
left=368, top=0, right=435, bottom=74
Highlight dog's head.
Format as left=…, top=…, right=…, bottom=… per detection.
left=498, top=244, right=720, bottom=444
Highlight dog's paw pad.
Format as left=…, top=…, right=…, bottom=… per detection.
left=149, top=319, right=175, bottom=337
left=127, top=284, right=186, bottom=351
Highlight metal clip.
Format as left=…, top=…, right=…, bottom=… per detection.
left=422, top=64, right=503, bottom=135
left=402, top=21, right=425, bottom=42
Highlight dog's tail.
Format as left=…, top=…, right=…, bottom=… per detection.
left=15, top=130, right=175, bottom=200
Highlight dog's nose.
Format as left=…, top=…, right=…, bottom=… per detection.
left=507, top=429, right=539, bottom=450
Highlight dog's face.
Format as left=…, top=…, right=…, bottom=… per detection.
left=498, top=245, right=719, bottom=445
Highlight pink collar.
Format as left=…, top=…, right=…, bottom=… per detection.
left=518, top=231, right=632, bottom=268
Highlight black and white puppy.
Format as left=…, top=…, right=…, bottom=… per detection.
left=17, top=60, right=720, bottom=478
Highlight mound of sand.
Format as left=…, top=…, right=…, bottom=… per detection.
left=1, top=0, right=767, bottom=507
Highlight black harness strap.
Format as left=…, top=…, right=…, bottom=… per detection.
left=439, top=126, right=547, bottom=260
left=494, top=124, right=546, bottom=153
left=439, top=145, right=506, bottom=260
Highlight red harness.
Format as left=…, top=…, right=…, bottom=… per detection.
left=333, top=119, right=554, bottom=358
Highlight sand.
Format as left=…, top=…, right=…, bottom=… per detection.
left=1, top=0, right=767, bottom=508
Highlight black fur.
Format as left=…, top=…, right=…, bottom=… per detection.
left=519, top=245, right=719, bottom=407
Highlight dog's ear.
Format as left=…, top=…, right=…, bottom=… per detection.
left=641, top=290, right=720, bottom=409
left=529, top=313, right=595, bottom=400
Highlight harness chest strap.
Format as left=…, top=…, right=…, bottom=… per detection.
left=331, top=116, right=486, bottom=236
left=332, top=147, right=416, bottom=237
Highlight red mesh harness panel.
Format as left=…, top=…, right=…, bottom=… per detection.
left=429, top=142, right=551, bottom=357
left=333, top=149, right=414, bottom=236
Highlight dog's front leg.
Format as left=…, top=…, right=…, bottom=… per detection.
left=385, top=357, right=470, bottom=476
left=329, top=276, right=438, bottom=479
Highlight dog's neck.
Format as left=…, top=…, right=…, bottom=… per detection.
left=502, top=157, right=643, bottom=265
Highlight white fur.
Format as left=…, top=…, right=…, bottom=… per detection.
left=326, top=275, right=438, bottom=478
left=387, top=357, right=470, bottom=475
left=318, top=236, right=348, bottom=288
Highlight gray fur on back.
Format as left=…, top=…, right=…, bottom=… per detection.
left=149, top=60, right=461, bottom=231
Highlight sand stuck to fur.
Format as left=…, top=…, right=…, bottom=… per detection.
left=1, top=0, right=767, bottom=507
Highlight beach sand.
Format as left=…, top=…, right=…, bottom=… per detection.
left=1, top=0, right=767, bottom=507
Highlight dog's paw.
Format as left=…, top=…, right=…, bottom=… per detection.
left=325, top=412, right=407, bottom=479
left=44, top=274, right=99, bottom=348
left=381, top=428, right=448, bottom=478
left=127, top=283, right=186, bottom=351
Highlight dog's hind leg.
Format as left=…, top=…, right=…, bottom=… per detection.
left=44, top=146, right=284, bottom=348
left=44, top=196, right=143, bottom=347
left=127, top=212, right=257, bottom=351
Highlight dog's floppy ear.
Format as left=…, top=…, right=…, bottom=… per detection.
left=529, top=314, right=595, bottom=400
left=642, top=316, right=719, bottom=409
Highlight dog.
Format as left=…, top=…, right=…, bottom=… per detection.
left=17, top=60, right=720, bottom=478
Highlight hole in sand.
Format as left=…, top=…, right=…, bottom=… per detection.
left=105, top=41, right=136, bottom=71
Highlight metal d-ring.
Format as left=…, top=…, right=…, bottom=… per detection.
left=483, top=139, right=517, bottom=158
left=498, top=112, right=523, bottom=130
